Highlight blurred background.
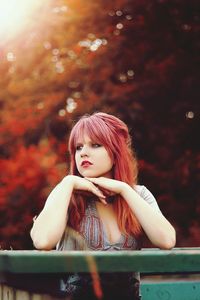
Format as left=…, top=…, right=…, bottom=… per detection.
left=0, top=0, right=199, bottom=249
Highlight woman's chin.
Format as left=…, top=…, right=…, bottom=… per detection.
left=79, top=169, right=112, bottom=178
left=79, top=171, right=99, bottom=178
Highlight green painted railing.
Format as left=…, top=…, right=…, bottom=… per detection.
left=0, top=248, right=200, bottom=299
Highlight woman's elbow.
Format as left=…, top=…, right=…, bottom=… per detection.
left=159, top=228, right=176, bottom=250
left=33, top=239, right=53, bottom=250
left=30, top=229, right=54, bottom=250
left=160, top=238, right=176, bottom=250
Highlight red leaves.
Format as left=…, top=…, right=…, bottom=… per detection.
left=0, top=142, right=67, bottom=249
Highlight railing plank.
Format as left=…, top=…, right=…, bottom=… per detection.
left=0, top=248, right=200, bottom=274
left=141, top=281, right=200, bottom=300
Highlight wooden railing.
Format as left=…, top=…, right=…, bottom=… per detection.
left=0, top=248, right=200, bottom=299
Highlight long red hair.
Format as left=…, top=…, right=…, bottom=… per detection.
left=68, top=112, right=141, bottom=237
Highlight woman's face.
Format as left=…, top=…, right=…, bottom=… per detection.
left=75, top=134, right=114, bottom=178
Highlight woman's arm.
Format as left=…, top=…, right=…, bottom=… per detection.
left=30, top=176, right=74, bottom=250
left=120, top=183, right=176, bottom=249
left=85, top=177, right=176, bottom=250
left=30, top=175, right=106, bottom=250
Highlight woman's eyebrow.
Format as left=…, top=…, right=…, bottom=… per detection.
left=75, top=142, right=83, bottom=146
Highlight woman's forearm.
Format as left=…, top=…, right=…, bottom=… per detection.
left=121, top=183, right=176, bottom=249
left=30, top=176, right=74, bottom=250
left=30, top=175, right=107, bottom=250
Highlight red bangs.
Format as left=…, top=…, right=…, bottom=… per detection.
left=69, top=115, right=114, bottom=157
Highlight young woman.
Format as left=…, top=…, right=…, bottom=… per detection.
left=31, top=112, right=176, bottom=300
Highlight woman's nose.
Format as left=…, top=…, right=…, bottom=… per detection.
left=80, top=145, right=89, bottom=157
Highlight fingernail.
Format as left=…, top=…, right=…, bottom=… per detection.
left=99, top=197, right=106, bottom=204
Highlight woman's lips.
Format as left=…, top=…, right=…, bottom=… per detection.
left=81, top=161, right=93, bottom=167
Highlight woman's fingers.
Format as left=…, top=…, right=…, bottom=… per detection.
left=91, top=185, right=107, bottom=205
left=84, top=179, right=107, bottom=204
left=98, top=187, right=115, bottom=197
left=73, top=176, right=107, bottom=204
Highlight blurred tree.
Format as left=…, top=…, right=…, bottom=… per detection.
left=0, top=0, right=199, bottom=248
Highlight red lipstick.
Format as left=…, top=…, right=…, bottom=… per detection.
left=81, top=160, right=93, bottom=167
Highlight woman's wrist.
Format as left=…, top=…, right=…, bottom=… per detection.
left=119, top=182, right=132, bottom=197
left=61, top=175, right=76, bottom=189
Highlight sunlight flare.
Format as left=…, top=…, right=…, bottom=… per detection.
left=0, top=0, right=50, bottom=41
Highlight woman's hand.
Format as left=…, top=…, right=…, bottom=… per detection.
left=84, top=177, right=126, bottom=197
left=64, top=175, right=107, bottom=204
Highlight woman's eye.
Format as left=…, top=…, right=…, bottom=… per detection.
left=76, top=145, right=83, bottom=151
left=92, top=143, right=101, bottom=148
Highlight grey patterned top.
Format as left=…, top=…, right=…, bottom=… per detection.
left=57, top=185, right=162, bottom=251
